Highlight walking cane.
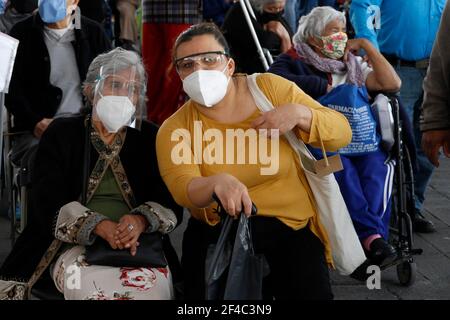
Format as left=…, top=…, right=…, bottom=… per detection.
left=239, top=0, right=273, bottom=71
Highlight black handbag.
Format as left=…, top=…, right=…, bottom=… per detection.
left=85, top=232, right=167, bottom=268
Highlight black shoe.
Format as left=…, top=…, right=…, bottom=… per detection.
left=366, top=238, right=397, bottom=266
left=350, top=259, right=372, bottom=282
left=412, top=211, right=436, bottom=233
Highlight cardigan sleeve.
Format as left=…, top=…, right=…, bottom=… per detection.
left=29, top=118, right=85, bottom=238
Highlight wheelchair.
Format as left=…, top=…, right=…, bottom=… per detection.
left=1, top=109, right=35, bottom=245
left=378, top=94, right=423, bottom=286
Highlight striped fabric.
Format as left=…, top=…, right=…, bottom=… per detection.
left=142, top=0, right=202, bottom=24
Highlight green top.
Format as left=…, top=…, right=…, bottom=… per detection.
left=87, top=168, right=130, bottom=222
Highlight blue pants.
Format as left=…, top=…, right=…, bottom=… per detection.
left=334, top=150, right=395, bottom=241
left=395, top=65, right=435, bottom=211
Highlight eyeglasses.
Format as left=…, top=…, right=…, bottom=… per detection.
left=174, top=51, right=229, bottom=76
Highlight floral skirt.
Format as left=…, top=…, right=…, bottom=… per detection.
left=51, top=246, right=174, bottom=300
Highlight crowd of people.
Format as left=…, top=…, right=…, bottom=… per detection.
left=0, top=0, right=449, bottom=300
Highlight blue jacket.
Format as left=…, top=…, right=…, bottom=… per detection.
left=268, top=48, right=330, bottom=99
left=350, top=0, right=446, bottom=61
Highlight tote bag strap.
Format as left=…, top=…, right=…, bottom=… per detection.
left=246, top=74, right=332, bottom=174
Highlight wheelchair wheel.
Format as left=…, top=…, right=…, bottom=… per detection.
left=396, top=260, right=417, bottom=287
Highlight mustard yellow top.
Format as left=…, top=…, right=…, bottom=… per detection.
left=156, top=73, right=352, bottom=265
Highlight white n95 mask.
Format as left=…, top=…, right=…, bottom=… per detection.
left=95, top=95, right=136, bottom=133
left=182, top=65, right=230, bottom=107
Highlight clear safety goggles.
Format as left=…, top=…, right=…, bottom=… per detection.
left=175, top=51, right=230, bottom=77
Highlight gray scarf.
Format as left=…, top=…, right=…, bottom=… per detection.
left=294, top=42, right=365, bottom=87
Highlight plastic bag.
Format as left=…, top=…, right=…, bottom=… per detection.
left=205, top=214, right=269, bottom=300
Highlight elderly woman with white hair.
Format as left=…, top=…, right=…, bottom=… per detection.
left=269, top=6, right=400, bottom=98
left=222, top=0, right=292, bottom=73
left=269, top=6, right=403, bottom=267
left=0, top=48, right=183, bottom=300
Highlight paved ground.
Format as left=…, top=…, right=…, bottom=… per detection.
left=1, top=159, right=449, bottom=299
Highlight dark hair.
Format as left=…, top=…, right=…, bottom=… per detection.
left=172, top=22, right=230, bottom=61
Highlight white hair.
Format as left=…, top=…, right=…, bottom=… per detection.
left=250, top=0, right=284, bottom=13
left=293, top=6, right=346, bottom=45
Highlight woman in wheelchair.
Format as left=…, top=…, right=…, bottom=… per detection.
left=269, top=6, right=402, bottom=266
left=0, top=48, right=183, bottom=300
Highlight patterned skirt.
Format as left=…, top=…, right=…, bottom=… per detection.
left=51, top=246, right=174, bottom=300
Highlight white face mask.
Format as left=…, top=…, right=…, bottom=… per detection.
left=182, top=64, right=230, bottom=107
left=95, top=95, right=136, bottom=133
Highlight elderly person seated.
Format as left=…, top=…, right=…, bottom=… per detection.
left=0, top=48, right=183, bottom=300
left=269, top=6, right=402, bottom=266
left=222, top=0, right=292, bottom=73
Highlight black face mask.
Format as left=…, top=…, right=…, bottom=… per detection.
left=260, top=10, right=285, bottom=24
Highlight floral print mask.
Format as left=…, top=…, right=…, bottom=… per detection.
left=319, top=32, right=348, bottom=60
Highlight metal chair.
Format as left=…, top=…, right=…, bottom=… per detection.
left=1, top=108, right=31, bottom=245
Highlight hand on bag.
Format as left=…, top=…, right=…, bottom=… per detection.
left=212, top=173, right=253, bottom=218
left=422, top=129, right=450, bottom=167
left=94, top=220, right=120, bottom=250
left=115, top=214, right=149, bottom=255
left=264, top=21, right=292, bottom=53
left=252, top=103, right=313, bottom=136
left=33, top=118, right=53, bottom=138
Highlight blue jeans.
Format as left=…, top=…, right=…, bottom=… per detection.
left=284, top=0, right=338, bottom=33
left=395, top=65, right=435, bottom=211
left=284, top=0, right=299, bottom=33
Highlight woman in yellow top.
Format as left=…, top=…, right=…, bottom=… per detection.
left=156, top=23, right=352, bottom=300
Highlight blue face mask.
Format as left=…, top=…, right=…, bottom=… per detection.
left=38, top=0, right=68, bottom=24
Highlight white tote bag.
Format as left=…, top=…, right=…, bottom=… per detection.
left=247, top=74, right=366, bottom=275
